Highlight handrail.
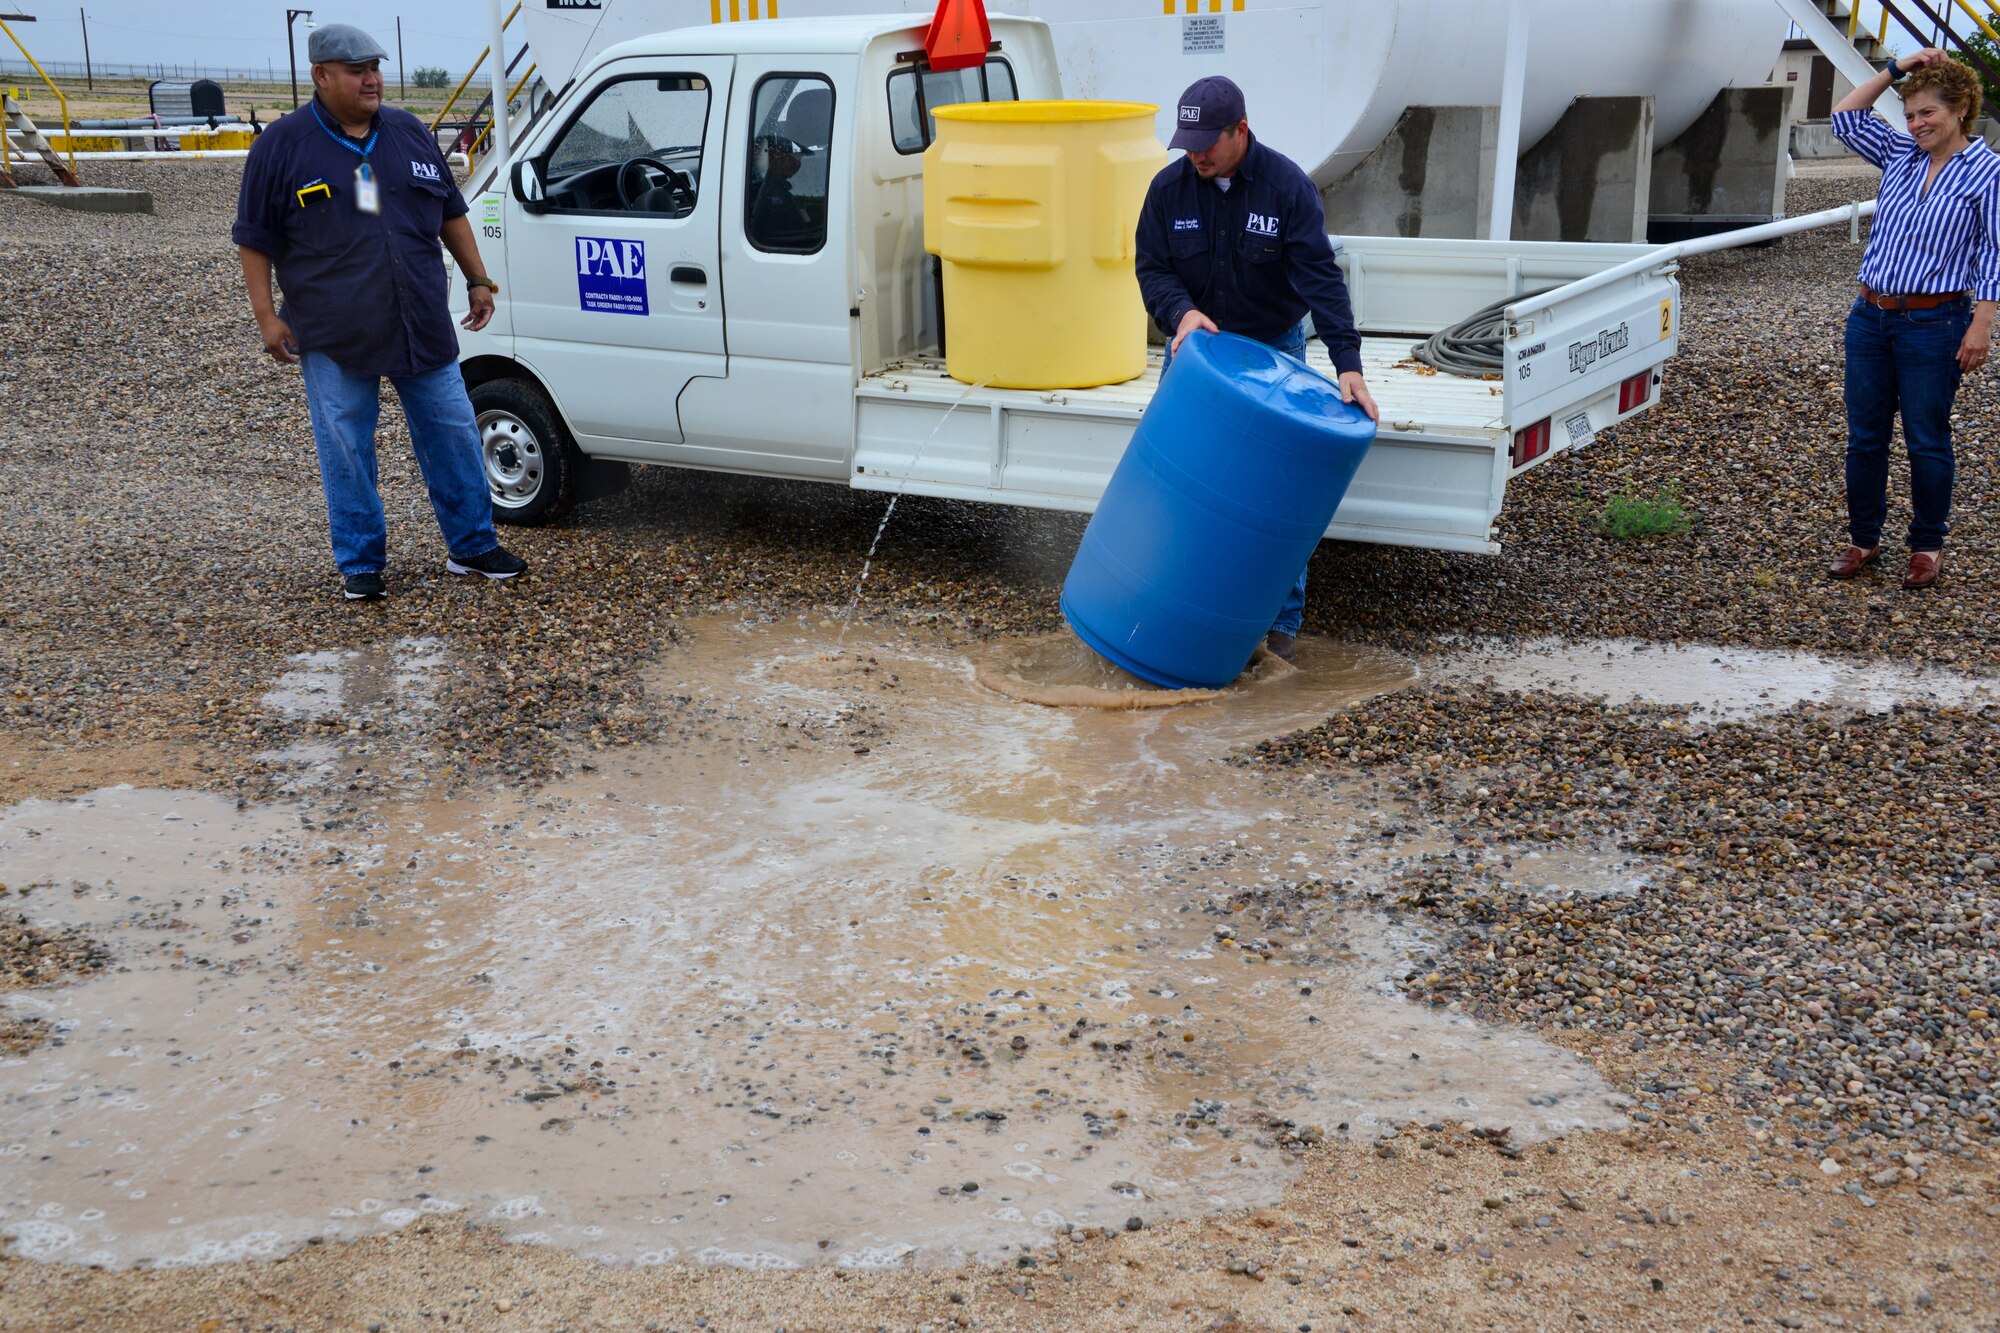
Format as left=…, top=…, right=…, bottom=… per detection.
left=468, top=62, right=537, bottom=167
left=0, top=19, right=77, bottom=178
left=430, top=0, right=522, bottom=137
left=1503, top=199, right=1879, bottom=324
left=1951, top=0, right=2000, bottom=43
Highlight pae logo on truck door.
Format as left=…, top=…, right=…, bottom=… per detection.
left=575, top=237, right=648, bottom=316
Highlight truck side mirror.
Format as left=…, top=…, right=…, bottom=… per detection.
left=512, top=159, right=547, bottom=215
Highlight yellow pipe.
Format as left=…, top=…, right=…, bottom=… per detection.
left=431, top=1, right=523, bottom=136
left=469, top=62, right=537, bottom=160
left=0, top=20, right=77, bottom=179
left=1849, top=2, right=1862, bottom=39
left=1953, top=0, right=2000, bottom=43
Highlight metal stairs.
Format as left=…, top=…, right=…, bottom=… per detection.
left=1, top=92, right=80, bottom=188
left=1776, top=0, right=2000, bottom=98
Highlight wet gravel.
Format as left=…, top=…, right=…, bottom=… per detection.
left=3, top=159, right=1997, bottom=1165
left=0, top=910, right=109, bottom=1053
left=1244, top=687, right=1998, bottom=1156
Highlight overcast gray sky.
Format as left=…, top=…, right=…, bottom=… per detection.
left=6, top=2, right=491, bottom=75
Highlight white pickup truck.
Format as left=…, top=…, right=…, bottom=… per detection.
left=452, top=13, right=1679, bottom=554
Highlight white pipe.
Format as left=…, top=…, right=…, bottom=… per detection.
left=39, top=149, right=472, bottom=165
left=12, top=125, right=250, bottom=141
left=40, top=149, right=255, bottom=160
left=487, top=0, right=510, bottom=168
left=1504, top=198, right=1879, bottom=321
left=1487, top=0, right=1531, bottom=242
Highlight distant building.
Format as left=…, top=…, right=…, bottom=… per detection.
left=1770, top=37, right=1859, bottom=123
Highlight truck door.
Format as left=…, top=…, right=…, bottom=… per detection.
left=506, top=57, right=733, bottom=452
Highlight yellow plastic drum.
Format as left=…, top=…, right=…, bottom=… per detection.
left=924, top=100, right=1166, bottom=390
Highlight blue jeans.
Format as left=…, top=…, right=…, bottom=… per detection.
left=1162, top=319, right=1313, bottom=636
left=299, top=352, right=500, bottom=576
left=1843, top=296, right=1966, bottom=552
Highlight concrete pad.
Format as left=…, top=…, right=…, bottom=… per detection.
left=1512, top=95, right=1654, bottom=244
left=4, top=185, right=154, bottom=214
left=1652, top=87, right=1789, bottom=226
left=1322, top=105, right=1498, bottom=240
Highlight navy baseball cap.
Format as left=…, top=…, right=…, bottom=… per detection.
left=1169, top=75, right=1247, bottom=152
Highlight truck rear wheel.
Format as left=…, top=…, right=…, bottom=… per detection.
left=470, top=378, right=577, bottom=526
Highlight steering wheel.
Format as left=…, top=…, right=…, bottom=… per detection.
left=616, top=156, right=694, bottom=214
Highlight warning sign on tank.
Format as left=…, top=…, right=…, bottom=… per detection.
left=1183, top=16, right=1225, bottom=54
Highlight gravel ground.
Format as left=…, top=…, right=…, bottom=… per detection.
left=2, top=160, right=1998, bottom=1327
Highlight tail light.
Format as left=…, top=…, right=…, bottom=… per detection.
left=1618, top=370, right=1653, bottom=413
left=1513, top=418, right=1551, bottom=468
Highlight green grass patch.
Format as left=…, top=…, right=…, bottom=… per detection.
left=1593, top=483, right=1693, bottom=540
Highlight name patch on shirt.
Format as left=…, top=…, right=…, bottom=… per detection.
left=1173, top=217, right=1201, bottom=232
left=410, top=159, right=442, bottom=183
left=1246, top=212, right=1281, bottom=237
left=576, top=236, right=648, bottom=316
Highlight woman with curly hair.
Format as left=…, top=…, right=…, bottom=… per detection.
left=1829, top=49, right=1999, bottom=589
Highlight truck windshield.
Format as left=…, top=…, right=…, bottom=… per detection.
left=888, top=58, right=1017, bottom=155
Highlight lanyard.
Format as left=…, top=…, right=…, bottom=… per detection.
left=308, top=99, right=378, bottom=159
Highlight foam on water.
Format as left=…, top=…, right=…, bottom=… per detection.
left=0, top=618, right=1632, bottom=1272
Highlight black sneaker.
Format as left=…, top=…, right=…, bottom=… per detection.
left=1263, top=629, right=1298, bottom=663
left=445, top=546, right=527, bottom=580
left=342, top=571, right=386, bottom=601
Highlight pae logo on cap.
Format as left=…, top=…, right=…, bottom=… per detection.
left=1179, top=105, right=1202, bottom=122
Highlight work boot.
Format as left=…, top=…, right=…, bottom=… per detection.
left=1264, top=629, right=1297, bottom=664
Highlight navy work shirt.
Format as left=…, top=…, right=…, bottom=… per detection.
left=1135, top=133, right=1363, bottom=378
left=232, top=97, right=469, bottom=377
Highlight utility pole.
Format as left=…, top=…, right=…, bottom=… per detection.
left=396, top=16, right=404, bottom=100
left=287, top=9, right=315, bottom=110
left=78, top=7, right=91, bottom=91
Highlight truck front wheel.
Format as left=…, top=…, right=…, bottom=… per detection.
left=469, top=378, right=577, bottom=526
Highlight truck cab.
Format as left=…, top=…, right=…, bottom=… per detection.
left=454, top=13, right=1680, bottom=554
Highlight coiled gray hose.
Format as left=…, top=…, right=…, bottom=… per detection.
left=1411, top=286, right=1559, bottom=377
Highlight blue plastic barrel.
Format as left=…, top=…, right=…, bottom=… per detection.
left=1060, top=331, right=1377, bottom=689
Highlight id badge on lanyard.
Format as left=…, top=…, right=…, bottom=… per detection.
left=354, top=162, right=381, bottom=215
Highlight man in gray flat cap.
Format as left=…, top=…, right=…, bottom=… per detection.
left=233, top=21, right=525, bottom=602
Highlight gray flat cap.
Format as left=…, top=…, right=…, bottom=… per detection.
left=308, top=23, right=388, bottom=65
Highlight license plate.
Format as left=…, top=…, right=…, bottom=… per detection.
left=1564, top=412, right=1595, bottom=449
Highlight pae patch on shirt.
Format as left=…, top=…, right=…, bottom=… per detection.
left=1247, top=212, right=1281, bottom=237
left=410, top=159, right=442, bottom=183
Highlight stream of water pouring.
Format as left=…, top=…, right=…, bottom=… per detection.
left=838, top=376, right=991, bottom=641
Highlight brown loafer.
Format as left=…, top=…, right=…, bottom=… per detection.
left=1902, top=550, right=1942, bottom=590
left=1827, top=545, right=1879, bottom=579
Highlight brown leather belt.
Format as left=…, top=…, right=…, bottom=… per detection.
left=1859, top=284, right=1967, bottom=311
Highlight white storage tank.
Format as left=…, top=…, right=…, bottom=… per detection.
left=517, top=1, right=1789, bottom=184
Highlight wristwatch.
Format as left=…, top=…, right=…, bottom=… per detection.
left=467, top=275, right=500, bottom=295
left=1888, top=57, right=1907, bottom=81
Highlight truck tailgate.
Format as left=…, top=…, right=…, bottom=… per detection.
left=853, top=339, right=1513, bottom=553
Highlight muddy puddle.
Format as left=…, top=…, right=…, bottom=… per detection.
left=1431, top=636, right=1996, bottom=722
left=1, top=620, right=1631, bottom=1271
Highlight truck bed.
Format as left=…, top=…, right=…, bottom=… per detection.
left=853, top=336, right=1515, bottom=554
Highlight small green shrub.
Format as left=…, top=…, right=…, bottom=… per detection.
left=412, top=66, right=451, bottom=90
left=1594, top=484, right=1692, bottom=540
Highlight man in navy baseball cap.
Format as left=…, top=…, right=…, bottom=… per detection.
left=1167, top=75, right=1247, bottom=154
left=1135, top=75, right=1377, bottom=664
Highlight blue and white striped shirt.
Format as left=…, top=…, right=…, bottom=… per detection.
left=1833, top=108, right=2000, bottom=301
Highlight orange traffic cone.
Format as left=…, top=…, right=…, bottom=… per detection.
left=924, top=0, right=991, bottom=72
